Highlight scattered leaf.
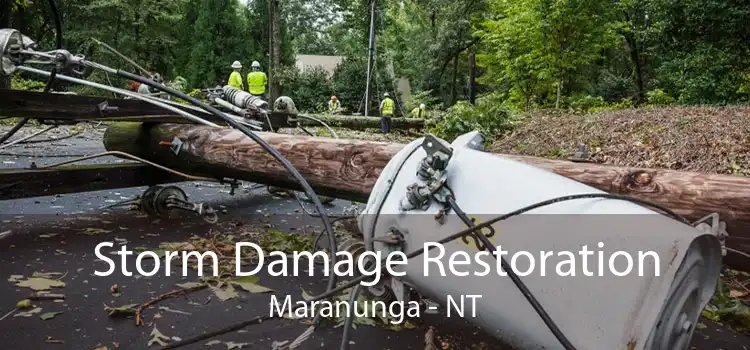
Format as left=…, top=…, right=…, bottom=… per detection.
left=300, top=288, right=314, bottom=301
left=38, top=233, right=59, bottom=238
left=730, top=290, right=748, bottom=298
left=176, top=282, right=205, bottom=290
left=211, top=283, right=239, bottom=301
left=14, top=307, right=42, bottom=317
left=230, top=276, right=273, bottom=294
left=104, top=303, right=138, bottom=316
left=44, top=336, right=64, bottom=344
left=205, top=340, right=221, bottom=346
left=696, top=322, right=707, bottom=329
left=7, top=274, right=23, bottom=282
left=94, top=346, right=108, bottom=350
left=80, top=228, right=112, bottom=236
left=148, top=326, right=170, bottom=347
left=31, top=272, right=64, bottom=279
left=225, top=342, right=249, bottom=349
left=110, top=284, right=119, bottom=294
left=16, top=299, right=32, bottom=309
left=15, top=277, right=65, bottom=291
left=40, top=311, right=63, bottom=320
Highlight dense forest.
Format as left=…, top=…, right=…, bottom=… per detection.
left=2, top=0, right=750, bottom=122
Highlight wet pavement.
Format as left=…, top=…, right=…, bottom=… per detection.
left=0, top=124, right=748, bottom=350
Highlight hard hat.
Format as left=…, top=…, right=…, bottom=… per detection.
left=420, top=103, right=425, bottom=109
left=383, top=92, right=389, bottom=97
left=251, top=61, right=260, bottom=68
left=231, top=61, right=242, bottom=69
left=331, top=96, right=337, bottom=101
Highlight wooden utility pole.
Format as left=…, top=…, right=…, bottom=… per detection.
left=103, top=122, right=750, bottom=270
left=268, top=0, right=281, bottom=102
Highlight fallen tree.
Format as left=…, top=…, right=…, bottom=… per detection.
left=104, top=122, right=750, bottom=269
left=301, top=114, right=429, bottom=131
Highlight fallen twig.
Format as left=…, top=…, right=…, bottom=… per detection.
left=135, top=284, right=206, bottom=326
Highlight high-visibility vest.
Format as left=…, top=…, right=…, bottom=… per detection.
left=228, top=71, right=243, bottom=90
left=410, top=107, right=425, bottom=118
left=328, top=100, right=340, bottom=111
left=246, top=71, right=267, bottom=95
left=381, top=98, right=394, bottom=116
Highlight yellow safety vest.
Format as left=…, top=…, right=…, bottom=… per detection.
left=381, top=98, right=394, bottom=116
left=246, top=71, right=267, bottom=95
left=410, top=107, right=425, bottom=118
left=227, top=71, right=243, bottom=90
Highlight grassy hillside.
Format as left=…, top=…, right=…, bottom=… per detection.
left=491, top=106, right=750, bottom=176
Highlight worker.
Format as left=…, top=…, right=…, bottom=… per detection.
left=246, top=61, right=268, bottom=100
left=328, top=96, right=341, bottom=114
left=410, top=103, right=426, bottom=118
left=228, top=61, right=243, bottom=90
left=379, top=92, right=395, bottom=133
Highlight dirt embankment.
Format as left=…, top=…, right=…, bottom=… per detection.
left=491, top=106, right=750, bottom=175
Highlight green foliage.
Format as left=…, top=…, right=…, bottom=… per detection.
left=429, top=93, right=515, bottom=142
left=568, top=95, right=606, bottom=113
left=646, top=89, right=675, bottom=106
left=10, top=74, right=46, bottom=91
left=405, top=90, right=441, bottom=116
left=701, top=271, right=750, bottom=334
left=277, top=66, right=334, bottom=113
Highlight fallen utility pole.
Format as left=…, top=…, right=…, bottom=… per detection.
left=104, top=123, right=750, bottom=269
left=301, top=114, right=429, bottom=131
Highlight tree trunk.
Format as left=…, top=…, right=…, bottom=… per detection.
left=300, top=114, right=429, bottom=131
left=0, top=0, right=11, bottom=90
left=468, top=50, right=476, bottom=105
left=103, top=122, right=750, bottom=268
left=269, top=0, right=281, bottom=102
left=450, top=53, right=459, bottom=105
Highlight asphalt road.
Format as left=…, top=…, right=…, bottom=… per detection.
left=0, top=125, right=749, bottom=350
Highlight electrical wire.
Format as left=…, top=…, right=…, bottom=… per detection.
left=0, top=125, right=57, bottom=150
left=16, top=66, right=220, bottom=127
left=105, top=68, right=340, bottom=336
left=162, top=192, right=689, bottom=350
left=35, top=151, right=219, bottom=182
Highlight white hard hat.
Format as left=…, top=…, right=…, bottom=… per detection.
left=231, top=61, right=242, bottom=69
left=251, top=61, right=260, bottom=68
left=420, top=103, right=425, bottom=109
left=383, top=92, right=389, bottom=97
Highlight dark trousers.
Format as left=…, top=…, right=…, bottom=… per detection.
left=380, top=115, right=392, bottom=133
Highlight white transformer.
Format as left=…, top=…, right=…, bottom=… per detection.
left=358, top=131, right=722, bottom=350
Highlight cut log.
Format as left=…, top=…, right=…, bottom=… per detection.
left=301, top=114, right=430, bottom=131
left=104, top=123, right=750, bottom=269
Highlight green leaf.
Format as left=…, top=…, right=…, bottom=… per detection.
left=14, top=307, right=42, bottom=317
left=176, top=282, right=206, bottom=290
left=104, top=303, right=138, bottom=316
left=15, top=277, right=65, bottom=291
left=205, top=340, right=222, bottom=346
left=230, top=276, right=273, bottom=294
left=40, top=311, right=63, bottom=320
left=211, top=283, right=239, bottom=301
left=225, top=342, right=249, bottom=349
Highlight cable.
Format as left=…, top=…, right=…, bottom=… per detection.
left=16, top=66, right=219, bottom=127
left=36, top=151, right=219, bottom=182
left=110, top=69, right=340, bottom=334
left=728, top=247, right=750, bottom=260
left=0, top=125, right=57, bottom=150
left=163, top=192, right=690, bottom=350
